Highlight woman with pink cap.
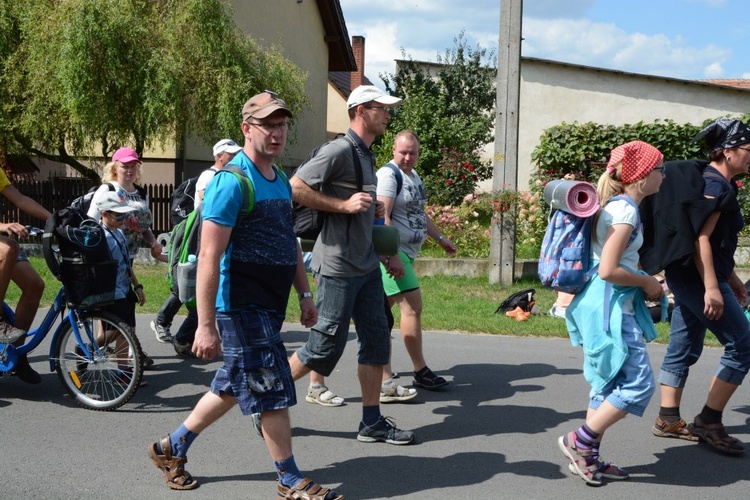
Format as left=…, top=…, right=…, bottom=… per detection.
left=557, top=141, right=666, bottom=486
left=88, top=146, right=164, bottom=368
left=88, top=147, right=163, bottom=261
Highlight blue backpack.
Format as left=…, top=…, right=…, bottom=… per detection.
left=538, top=195, right=639, bottom=294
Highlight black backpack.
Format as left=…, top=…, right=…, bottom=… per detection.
left=170, top=168, right=217, bottom=227
left=494, top=288, right=536, bottom=314
left=42, top=207, right=118, bottom=308
left=293, top=137, right=363, bottom=240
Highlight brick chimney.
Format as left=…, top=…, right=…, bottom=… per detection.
left=351, top=36, right=365, bottom=90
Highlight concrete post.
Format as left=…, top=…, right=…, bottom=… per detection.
left=489, top=0, right=523, bottom=285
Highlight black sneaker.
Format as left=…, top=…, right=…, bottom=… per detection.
left=357, top=416, right=415, bottom=445
left=141, top=352, right=155, bottom=370
left=173, top=339, right=196, bottom=359
left=412, top=367, right=449, bottom=390
left=11, top=355, right=41, bottom=384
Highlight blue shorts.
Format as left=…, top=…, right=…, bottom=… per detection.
left=296, top=268, right=391, bottom=376
left=16, top=247, right=28, bottom=263
left=588, top=314, right=655, bottom=417
left=210, top=309, right=296, bottom=415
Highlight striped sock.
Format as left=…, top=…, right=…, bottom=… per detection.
left=575, top=424, right=600, bottom=465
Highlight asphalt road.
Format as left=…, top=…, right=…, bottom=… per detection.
left=1, top=312, right=749, bottom=499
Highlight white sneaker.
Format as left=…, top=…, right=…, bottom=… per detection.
left=548, top=305, right=567, bottom=319
left=0, top=318, right=25, bottom=344
left=150, top=320, right=172, bottom=344
left=380, top=379, right=418, bottom=403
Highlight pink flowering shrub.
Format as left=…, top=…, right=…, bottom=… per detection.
left=422, top=188, right=547, bottom=259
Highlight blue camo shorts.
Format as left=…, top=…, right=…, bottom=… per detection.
left=210, top=308, right=296, bottom=415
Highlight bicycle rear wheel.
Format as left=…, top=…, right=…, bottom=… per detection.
left=54, top=310, right=143, bottom=411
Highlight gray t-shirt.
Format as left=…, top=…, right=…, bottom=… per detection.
left=376, top=163, right=428, bottom=259
left=293, top=131, right=379, bottom=277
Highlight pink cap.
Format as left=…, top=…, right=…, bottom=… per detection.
left=112, top=147, right=141, bottom=164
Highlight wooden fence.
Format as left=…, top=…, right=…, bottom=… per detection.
left=0, top=178, right=175, bottom=236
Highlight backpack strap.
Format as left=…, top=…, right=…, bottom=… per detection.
left=609, top=194, right=640, bottom=246
left=383, top=163, right=403, bottom=197
left=220, top=164, right=256, bottom=224
left=343, top=135, right=364, bottom=192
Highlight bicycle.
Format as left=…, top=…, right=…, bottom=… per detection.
left=0, top=227, right=144, bottom=411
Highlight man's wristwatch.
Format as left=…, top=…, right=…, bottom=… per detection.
left=298, top=291, right=313, bottom=301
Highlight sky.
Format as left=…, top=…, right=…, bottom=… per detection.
left=339, top=0, right=750, bottom=87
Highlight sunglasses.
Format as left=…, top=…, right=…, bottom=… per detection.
left=105, top=212, right=128, bottom=222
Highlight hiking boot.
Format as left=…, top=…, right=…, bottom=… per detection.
left=0, top=318, right=25, bottom=344
left=557, top=431, right=602, bottom=486
left=413, top=367, right=449, bottom=390
left=357, top=416, right=415, bottom=445
left=11, top=354, right=41, bottom=384
left=150, top=320, right=172, bottom=344
left=173, top=339, right=196, bottom=359
left=380, top=379, right=417, bottom=403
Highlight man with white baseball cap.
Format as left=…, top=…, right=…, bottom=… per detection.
left=150, top=138, right=244, bottom=351
left=196, top=139, right=243, bottom=209
left=346, top=84, right=403, bottom=109
left=289, top=85, right=416, bottom=445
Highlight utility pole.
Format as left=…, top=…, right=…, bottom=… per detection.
left=489, top=0, right=523, bottom=285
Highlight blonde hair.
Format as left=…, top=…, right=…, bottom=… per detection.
left=593, top=161, right=648, bottom=242
left=102, top=160, right=142, bottom=184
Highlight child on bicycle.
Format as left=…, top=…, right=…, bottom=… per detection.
left=558, top=141, right=665, bottom=485
left=0, top=167, right=51, bottom=383
left=95, top=192, right=146, bottom=381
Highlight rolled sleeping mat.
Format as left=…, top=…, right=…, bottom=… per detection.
left=372, top=225, right=400, bottom=256
left=543, top=180, right=599, bottom=217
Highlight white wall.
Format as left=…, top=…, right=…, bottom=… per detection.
left=516, top=59, right=750, bottom=190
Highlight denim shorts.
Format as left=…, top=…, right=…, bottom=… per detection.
left=381, top=251, right=420, bottom=297
left=210, top=308, right=296, bottom=415
left=659, top=278, right=750, bottom=387
left=296, top=268, right=391, bottom=376
left=16, top=247, right=28, bottom=263
left=589, top=314, right=655, bottom=417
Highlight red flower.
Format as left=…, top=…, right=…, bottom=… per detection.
left=460, top=175, right=466, bottom=180
left=451, top=165, right=457, bottom=170
left=737, top=181, right=744, bottom=188
left=445, top=179, right=452, bottom=185
left=467, top=165, right=475, bottom=172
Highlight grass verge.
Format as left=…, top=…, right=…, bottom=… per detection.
left=6, top=257, right=719, bottom=347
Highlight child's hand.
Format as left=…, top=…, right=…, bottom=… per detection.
left=643, top=275, right=664, bottom=302
left=136, top=288, right=146, bottom=306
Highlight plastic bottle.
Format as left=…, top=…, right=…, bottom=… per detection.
left=187, top=254, right=197, bottom=263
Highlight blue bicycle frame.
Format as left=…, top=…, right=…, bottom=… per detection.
left=0, top=286, right=94, bottom=373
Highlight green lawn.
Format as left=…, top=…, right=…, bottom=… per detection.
left=4, top=257, right=720, bottom=347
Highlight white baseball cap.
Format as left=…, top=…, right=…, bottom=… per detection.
left=347, top=85, right=402, bottom=109
left=96, top=192, right=137, bottom=214
left=212, top=139, right=242, bottom=157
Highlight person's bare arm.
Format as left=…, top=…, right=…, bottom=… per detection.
left=1, top=185, right=51, bottom=221
left=290, top=176, right=373, bottom=214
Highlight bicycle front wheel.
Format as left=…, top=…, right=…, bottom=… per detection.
left=54, top=311, right=143, bottom=411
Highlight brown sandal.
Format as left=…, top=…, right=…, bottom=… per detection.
left=277, top=477, right=343, bottom=499
left=688, top=415, right=745, bottom=456
left=147, top=435, right=199, bottom=490
left=652, top=417, right=699, bottom=441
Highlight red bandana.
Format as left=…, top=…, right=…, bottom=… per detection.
left=606, top=141, right=663, bottom=183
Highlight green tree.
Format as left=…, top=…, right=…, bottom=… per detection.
left=0, top=0, right=308, bottom=183
left=376, top=32, right=496, bottom=205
